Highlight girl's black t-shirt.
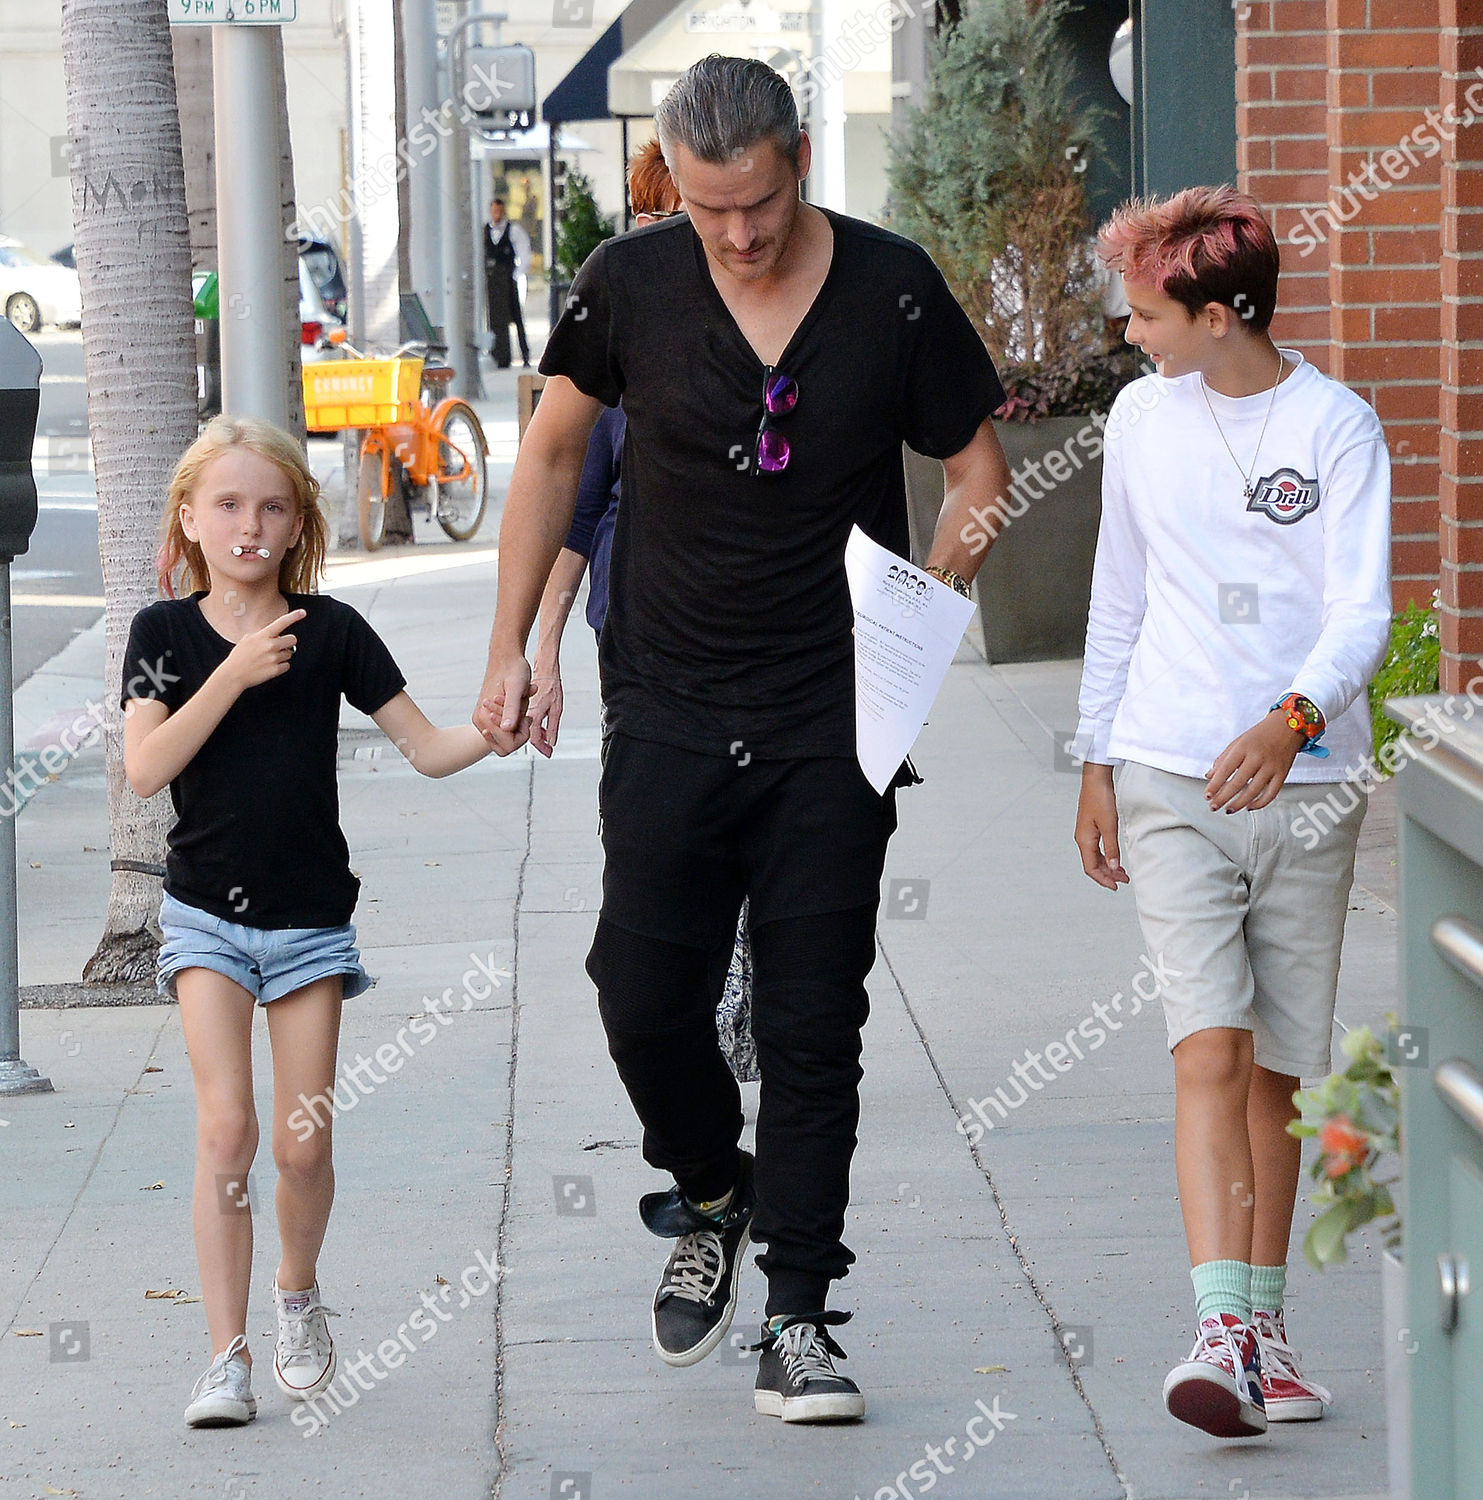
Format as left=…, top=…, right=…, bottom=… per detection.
left=120, top=592, right=406, bottom=930
left=540, top=207, right=1005, bottom=760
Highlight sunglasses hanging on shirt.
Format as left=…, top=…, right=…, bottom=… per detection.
left=754, top=366, right=800, bottom=476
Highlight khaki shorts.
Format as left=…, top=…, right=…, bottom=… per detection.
left=1114, top=760, right=1366, bottom=1078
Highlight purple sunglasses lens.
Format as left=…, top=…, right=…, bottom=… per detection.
left=757, top=429, right=791, bottom=471
left=765, top=372, right=799, bottom=415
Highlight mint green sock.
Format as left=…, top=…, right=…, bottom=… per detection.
left=1250, top=1263, right=1286, bottom=1317
left=1191, top=1260, right=1252, bottom=1324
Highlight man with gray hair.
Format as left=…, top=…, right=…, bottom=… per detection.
left=475, top=54, right=1011, bottom=1423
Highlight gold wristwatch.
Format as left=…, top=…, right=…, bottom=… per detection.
left=925, top=565, right=971, bottom=598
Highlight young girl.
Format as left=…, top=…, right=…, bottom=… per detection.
left=122, top=416, right=491, bottom=1428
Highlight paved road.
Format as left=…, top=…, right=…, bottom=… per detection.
left=10, top=331, right=101, bottom=683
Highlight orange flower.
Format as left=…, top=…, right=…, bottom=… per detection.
left=1320, top=1114, right=1369, bottom=1177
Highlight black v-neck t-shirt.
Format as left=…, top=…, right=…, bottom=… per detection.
left=121, top=593, right=406, bottom=929
left=540, top=208, right=1005, bottom=760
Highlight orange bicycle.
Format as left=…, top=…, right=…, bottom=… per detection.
left=302, top=336, right=489, bottom=550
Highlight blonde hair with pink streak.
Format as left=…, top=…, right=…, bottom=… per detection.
left=1098, top=185, right=1280, bottom=332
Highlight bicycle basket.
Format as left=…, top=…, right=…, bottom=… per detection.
left=302, top=356, right=425, bottom=431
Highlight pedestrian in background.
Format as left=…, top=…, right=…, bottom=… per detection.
left=484, top=196, right=531, bottom=369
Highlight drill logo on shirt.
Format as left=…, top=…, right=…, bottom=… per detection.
left=1246, top=467, right=1320, bottom=525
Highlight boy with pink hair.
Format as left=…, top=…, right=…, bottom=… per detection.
left=1072, top=186, right=1391, bottom=1438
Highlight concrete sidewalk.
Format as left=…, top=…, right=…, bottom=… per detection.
left=0, top=380, right=1399, bottom=1499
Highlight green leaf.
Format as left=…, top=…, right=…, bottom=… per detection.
left=1305, top=1201, right=1355, bottom=1270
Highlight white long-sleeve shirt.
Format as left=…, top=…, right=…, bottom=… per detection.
left=1074, top=351, right=1392, bottom=783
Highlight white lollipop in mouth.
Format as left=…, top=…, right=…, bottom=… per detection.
left=232, top=546, right=271, bottom=558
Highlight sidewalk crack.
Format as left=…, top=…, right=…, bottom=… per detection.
left=875, top=934, right=1132, bottom=1499
left=490, top=757, right=534, bottom=1499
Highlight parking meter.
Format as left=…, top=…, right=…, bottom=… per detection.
left=0, top=314, right=49, bottom=1097
left=0, top=317, right=40, bottom=560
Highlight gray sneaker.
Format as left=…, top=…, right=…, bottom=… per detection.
left=754, top=1312, right=865, bottom=1423
left=642, top=1151, right=755, bottom=1368
left=184, top=1333, right=257, bottom=1428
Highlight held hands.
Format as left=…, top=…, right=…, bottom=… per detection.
left=473, top=652, right=533, bottom=756
left=1204, top=711, right=1306, bottom=813
left=1074, top=763, right=1129, bottom=891
left=225, top=609, right=305, bottom=691
left=524, top=657, right=565, bottom=759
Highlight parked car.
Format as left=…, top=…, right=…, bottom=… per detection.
left=296, top=235, right=347, bottom=323
left=0, top=237, right=82, bottom=332
left=191, top=259, right=345, bottom=420
left=297, top=257, right=345, bottom=365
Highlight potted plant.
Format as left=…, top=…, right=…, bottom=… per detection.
left=886, top=0, right=1141, bottom=662
left=1289, top=1020, right=1406, bottom=1497
left=551, top=168, right=615, bottom=324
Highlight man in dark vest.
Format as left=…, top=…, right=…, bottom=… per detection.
left=484, top=196, right=530, bottom=368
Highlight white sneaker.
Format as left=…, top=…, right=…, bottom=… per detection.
left=184, top=1333, right=257, bottom=1428
left=1254, top=1309, right=1332, bottom=1421
left=272, top=1278, right=339, bottom=1399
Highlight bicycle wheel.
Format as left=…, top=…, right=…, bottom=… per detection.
left=430, top=401, right=488, bottom=542
left=357, top=435, right=388, bottom=551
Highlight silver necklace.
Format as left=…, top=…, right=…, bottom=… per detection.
left=1201, top=350, right=1286, bottom=500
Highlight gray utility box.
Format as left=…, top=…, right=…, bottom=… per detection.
left=904, top=415, right=1103, bottom=664
left=1388, top=694, right=1483, bottom=1499
left=0, top=317, right=41, bottom=560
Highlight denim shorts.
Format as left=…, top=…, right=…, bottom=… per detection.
left=157, top=892, right=373, bottom=1005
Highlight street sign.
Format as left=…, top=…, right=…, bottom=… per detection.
left=170, top=0, right=297, bottom=23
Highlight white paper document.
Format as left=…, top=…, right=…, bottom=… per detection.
left=845, top=525, right=976, bottom=795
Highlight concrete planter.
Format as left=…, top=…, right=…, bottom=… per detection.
left=1383, top=1249, right=1411, bottom=1500
left=903, top=415, right=1104, bottom=664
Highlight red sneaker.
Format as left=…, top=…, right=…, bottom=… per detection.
left=1162, top=1313, right=1268, bottom=1437
left=1253, top=1309, right=1331, bottom=1422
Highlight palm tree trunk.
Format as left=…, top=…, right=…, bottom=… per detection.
left=61, top=0, right=197, bottom=983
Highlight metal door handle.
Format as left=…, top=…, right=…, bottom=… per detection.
left=1432, top=915, right=1483, bottom=989
left=1440, top=1252, right=1470, bottom=1334
left=1435, top=1059, right=1483, bottom=1141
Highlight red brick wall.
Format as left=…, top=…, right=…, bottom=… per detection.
left=1439, top=0, right=1483, bottom=687
left=1328, top=4, right=1443, bottom=614
left=1237, top=0, right=1445, bottom=615
left=1237, top=1, right=1332, bottom=372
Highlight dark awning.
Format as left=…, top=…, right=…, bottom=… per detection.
left=542, top=17, right=623, bottom=123
left=542, top=0, right=688, bottom=123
